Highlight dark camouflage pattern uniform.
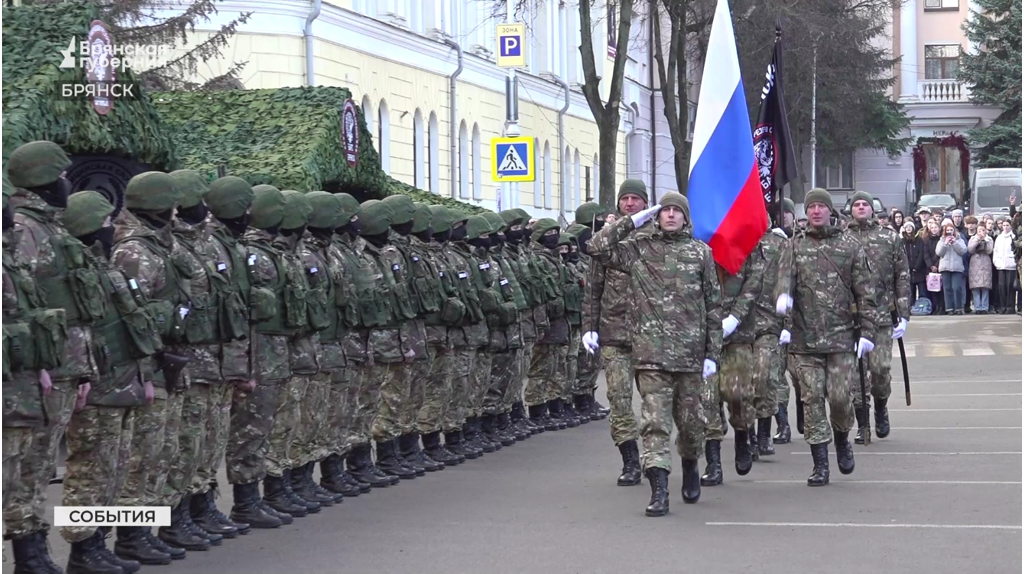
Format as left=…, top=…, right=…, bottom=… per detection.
left=562, top=248, right=585, bottom=401
left=752, top=230, right=788, bottom=418
left=417, top=236, right=461, bottom=434
left=444, top=241, right=489, bottom=432
left=484, top=242, right=526, bottom=416
left=396, top=233, right=437, bottom=435
left=501, top=232, right=546, bottom=412
left=590, top=211, right=722, bottom=471
left=573, top=252, right=600, bottom=396
left=331, top=232, right=369, bottom=455
left=525, top=240, right=568, bottom=407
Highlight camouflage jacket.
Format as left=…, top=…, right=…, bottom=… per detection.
left=171, top=219, right=221, bottom=383
left=590, top=217, right=722, bottom=373
left=532, top=243, right=569, bottom=346
left=491, top=244, right=527, bottom=350
left=421, top=240, right=460, bottom=350
left=302, top=234, right=345, bottom=371
left=406, top=236, right=448, bottom=349
left=331, top=234, right=370, bottom=365
left=846, top=218, right=911, bottom=324
left=718, top=245, right=766, bottom=344
left=503, top=241, right=542, bottom=342
left=11, top=191, right=97, bottom=384
left=478, top=245, right=522, bottom=351
left=205, top=223, right=252, bottom=382
left=3, top=229, right=49, bottom=426
left=278, top=235, right=321, bottom=375
left=241, top=229, right=292, bottom=382
left=447, top=242, right=491, bottom=349
left=585, top=221, right=648, bottom=345
left=564, top=258, right=586, bottom=328
left=576, top=253, right=593, bottom=329
left=752, top=230, right=787, bottom=337
left=362, top=241, right=411, bottom=363
left=386, top=235, right=428, bottom=361
left=776, top=223, right=879, bottom=354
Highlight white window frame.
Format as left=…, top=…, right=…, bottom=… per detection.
left=459, top=121, right=469, bottom=198
left=543, top=141, right=552, bottom=209
left=413, top=109, right=425, bottom=189
left=377, top=99, right=390, bottom=174
left=361, top=95, right=374, bottom=135
left=818, top=151, right=854, bottom=190
left=573, top=150, right=581, bottom=208
left=428, top=112, right=440, bottom=194
left=534, top=138, right=543, bottom=207
left=472, top=124, right=482, bottom=200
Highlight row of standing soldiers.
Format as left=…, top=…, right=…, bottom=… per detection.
left=1, top=140, right=610, bottom=574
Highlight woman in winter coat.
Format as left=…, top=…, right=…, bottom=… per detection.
left=935, top=218, right=967, bottom=314
left=967, top=228, right=994, bottom=314
left=992, top=218, right=1017, bottom=314
left=921, top=220, right=943, bottom=314
left=902, top=222, right=927, bottom=302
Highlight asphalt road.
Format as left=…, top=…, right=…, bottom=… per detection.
left=6, top=314, right=1021, bottom=574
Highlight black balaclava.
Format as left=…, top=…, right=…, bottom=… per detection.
left=27, top=178, right=72, bottom=209
left=450, top=224, right=468, bottom=242
left=432, top=229, right=451, bottom=244
left=364, top=231, right=390, bottom=248
left=413, top=225, right=434, bottom=243
left=2, top=205, right=14, bottom=231
left=309, top=226, right=334, bottom=241
left=468, top=236, right=492, bottom=250
left=263, top=224, right=281, bottom=237
left=337, top=219, right=363, bottom=238
left=576, top=228, right=594, bottom=255
left=539, top=233, right=559, bottom=250
left=177, top=202, right=209, bottom=225
left=219, top=212, right=251, bottom=238
left=392, top=221, right=414, bottom=236
left=76, top=226, right=115, bottom=259
left=563, top=248, right=579, bottom=264
left=492, top=231, right=506, bottom=249
left=505, top=228, right=524, bottom=244
left=592, top=219, right=605, bottom=232
left=135, top=208, right=174, bottom=230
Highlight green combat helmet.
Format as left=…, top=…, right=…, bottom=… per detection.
left=250, top=185, right=286, bottom=230
left=566, top=223, right=588, bottom=238
left=482, top=212, right=507, bottom=235
left=169, top=170, right=209, bottom=209
left=382, top=194, right=415, bottom=225
left=429, top=205, right=451, bottom=233
left=306, top=191, right=345, bottom=230
left=530, top=218, right=560, bottom=241
left=575, top=202, right=608, bottom=226
left=411, top=202, right=432, bottom=234
left=125, top=172, right=182, bottom=212
left=557, top=232, right=573, bottom=247
left=499, top=209, right=525, bottom=227
left=449, top=209, right=470, bottom=229
left=64, top=191, right=115, bottom=238
left=7, top=141, right=72, bottom=189
left=205, top=176, right=254, bottom=220
left=358, top=200, right=395, bottom=236
left=464, top=215, right=492, bottom=239
left=280, top=190, right=313, bottom=231
left=337, top=193, right=361, bottom=224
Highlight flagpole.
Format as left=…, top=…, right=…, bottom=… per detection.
left=774, top=21, right=785, bottom=227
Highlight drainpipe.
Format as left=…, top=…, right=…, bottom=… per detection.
left=625, top=106, right=637, bottom=183
left=303, top=0, right=322, bottom=86
left=648, top=9, right=657, bottom=199
left=444, top=39, right=463, bottom=198
left=554, top=76, right=570, bottom=218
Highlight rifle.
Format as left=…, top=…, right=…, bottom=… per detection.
left=891, top=309, right=911, bottom=406
left=157, top=351, right=190, bottom=393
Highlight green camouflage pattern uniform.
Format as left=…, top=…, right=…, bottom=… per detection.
left=525, top=220, right=569, bottom=407
left=776, top=220, right=879, bottom=445
left=482, top=213, right=526, bottom=417
left=567, top=221, right=600, bottom=397
left=330, top=224, right=369, bottom=455
left=846, top=216, right=911, bottom=408
left=560, top=234, right=585, bottom=401
left=705, top=244, right=765, bottom=440
left=752, top=230, right=788, bottom=417
left=499, top=208, right=545, bottom=411
left=590, top=196, right=721, bottom=471
left=60, top=191, right=159, bottom=543
left=465, top=224, right=506, bottom=419
left=229, top=186, right=290, bottom=486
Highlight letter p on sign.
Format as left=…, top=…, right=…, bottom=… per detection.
left=495, top=23, right=526, bottom=68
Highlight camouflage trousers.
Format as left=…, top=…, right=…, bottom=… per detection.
left=370, top=362, right=407, bottom=442
left=637, top=369, right=706, bottom=472
left=60, top=406, right=134, bottom=543
left=326, top=366, right=358, bottom=457
left=500, top=348, right=525, bottom=412
left=602, top=345, right=638, bottom=446
left=574, top=341, right=601, bottom=396
left=295, top=371, right=332, bottom=466
left=352, top=364, right=382, bottom=445
left=226, top=378, right=285, bottom=485
left=442, top=349, right=475, bottom=433
left=790, top=353, right=857, bottom=445
left=563, top=329, right=581, bottom=399
left=468, top=350, right=493, bottom=419
left=266, top=375, right=310, bottom=477
left=400, top=358, right=431, bottom=436
left=777, top=350, right=795, bottom=404
left=705, top=343, right=755, bottom=441
left=418, top=347, right=453, bottom=434
left=118, top=393, right=178, bottom=508
left=4, top=379, right=76, bottom=537
left=753, top=335, right=781, bottom=418
left=484, top=349, right=517, bottom=416
left=165, top=383, right=208, bottom=508
left=517, top=342, right=535, bottom=403
left=191, top=383, right=233, bottom=495
left=3, top=427, right=32, bottom=511
left=853, top=324, right=894, bottom=409
left=524, top=344, right=558, bottom=407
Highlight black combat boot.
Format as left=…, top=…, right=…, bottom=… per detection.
left=855, top=405, right=870, bottom=445
left=404, top=433, right=444, bottom=471
left=700, top=440, right=723, bottom=486
left=262, top=474, right=309, bottom=517
left=366, top=444, right=401, bottom=485
left=423, top=430, right=461, bottom=465
left=562, top=399, right=586, bottom=426
left=644, top=467, right=670, bottom=517
left=347, top=444, right=393, bottom=487
left=549, top=399, right=575, bottom=428
left=376, top=440, right=418, bottom=479
left=874, top=398, right=890, bottom=438
left=321, top=454, right=360, bottom=496
left=67, top=531, right=124, bottom=574
left=807, top=443, right=830, bottom=486
left=591, top=393, right=610, bottom=419
left=302, top=461, right=343, bottom=504
left=511, top=401, right=537, bottom=435
left=465, top=419, right=496, bottom=453
left=139, top=527, right=185, bottom=560
left=444, top=429, right=477, bottom=460
left=341, top=465, right=372, bottom=493
left=733, top=429, right=753, bottom=476
left=479, top=414, right=504, bottom=449
left=174, top=495, right=223, bottom=547
left=114, top=527, right=171, bottom=566
left=202, top=483, right=250, bottom=535
left=189, top=490, right=239, bottom=539
left=13, top=531, right=63, bottom=574
left=834, top=430, right=856, bottom=475
left=748, top=425, right=760, bottom=462
left=394, top=435, right=428, bottom=475
left=616, top=440, right=642, bottom=486
left=681, top=459, right=701, bottom=503
left=528, top=403, right=552, bottom=432
left=795, top=395, right=805, bottom=435
left=94, top=528, right=140, bottom=574
left=157, top=498, right=211, bottom=551
left=499, top=412, right=527, bottom=442
left=757, top=417, right=775, bottom=456
left=230, top=482, right=283, bottom=529
left=773, top=403, right=792, bottom=444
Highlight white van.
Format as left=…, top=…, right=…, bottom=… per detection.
left=971, top=168, right=1022, bottom=217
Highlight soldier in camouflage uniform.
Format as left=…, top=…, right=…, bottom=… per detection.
left=590, top=193, right=722, bottom=518
left=525, top=218, right=571, bottom=431
left=558, top=232, right=587, bottom=425
left=776, top=189, right=879, bottom=487
left=6, top=142, right=101, bottom=574
left=568, top=205, right=610, bottom=421
left=772, top=198, right=798, bottom=444
left=583, top=180, right=653, bottom=487
left=846, top=190, right=911, bottom=444
left=3, top=170, right=70, bottom=574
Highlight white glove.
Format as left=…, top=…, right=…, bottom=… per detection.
left=702, top=359, right=717, bottom=379
left=856, top=337, right=875, bottom=359
left=630, top=204, right=662, bottom=228
left=722, top=315, right=740, bottom=338
left=775, top=293, right=793, bottom=316
left=771, top=227, right=788, bottom=239
left=892, top=318, right=908, bottom=340
left=582, top=331, right=600, bottom=355
left=779, top=329, right=791, bottom=345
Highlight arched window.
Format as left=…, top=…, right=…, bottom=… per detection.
left=543, top=141, right=552, bottom=209
left=378, top=99, right=391, bottom=173
left=428, top=112, right=439, bottom=194
left=413, top=110, right=425, bottom=189
left=361, top=95, right=374, bottom=135
left=574, top=150, right=581, bottom=208
left=534, top=138, right=542, bottom=207
left=472, top=123, right=482, bottom=200
left=563, top=146, right=572, bottom=213
left=459, top=121, right=469, bottom=198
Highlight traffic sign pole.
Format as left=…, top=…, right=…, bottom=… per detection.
left=503, top=2, right=519, bottom=208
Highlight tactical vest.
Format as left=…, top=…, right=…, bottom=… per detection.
left=407, top=241, right=443, bottom=316
left=354, top=246, right=394, bottom=329
left=2, top=249, right=68, bottom=378
left=245, top=241, right=309, bottom=336
left=113, top=234, right=192, bottom=343
left=328, top=239, right=365, bottom=333
left=174, top=233, right=221, bottom=346
left=91, top=267, right=163, bottom=381
left=303, top=247, right=334, bottom=338
left=563, top=263, right=584, bottom=326
left=210, top=228, right=251, bottom=342
left=385, top=248, right=419, bottom=322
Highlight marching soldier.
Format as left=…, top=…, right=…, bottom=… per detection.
left=776, top=189, right=879, bottom=486
left=570, top=203, right=610, bottom=420
left=772, top=198, right=798, bottom=444
left=750, top=225, right=791, bottom=455
left=589, top=193, right=722, bottom=517
left=845, top=191, right=911, bottom=443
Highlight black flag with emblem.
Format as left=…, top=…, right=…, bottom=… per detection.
left=753, top=24, right=798, bottom=225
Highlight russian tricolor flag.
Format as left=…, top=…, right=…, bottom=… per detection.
left=688, top=0, right=768, bottom=275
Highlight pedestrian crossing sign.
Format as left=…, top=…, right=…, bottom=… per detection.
left=491, top=137, right=535, bottom=182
